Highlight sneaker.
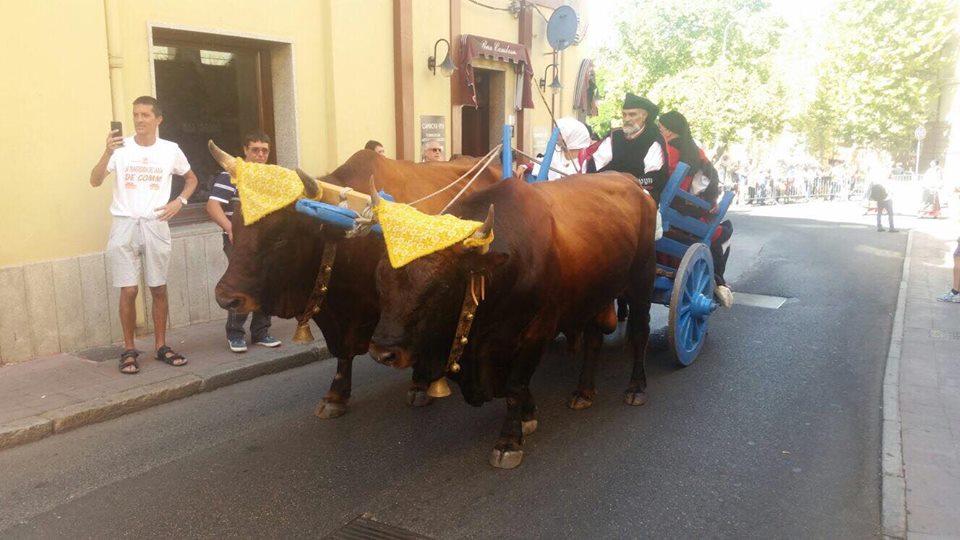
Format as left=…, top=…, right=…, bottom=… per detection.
left=255, top=335, right=282, bottom=348
left=715, top=285, right=734, bottom=309
left=888, top=228, right=899, bottom=232
left=228, top=337, right=248, bottom=353
left=877, top=227, right=885, bottom=232
left=936, top=291, right=960, bottom=303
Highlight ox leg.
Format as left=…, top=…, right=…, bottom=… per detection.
left=490, top=348, right=543, bottom=469
left=489, top=390, right=528, bottom=469
left=624, top=299, right=651, bottom=406
left=568, top=326, right=604, bottom=410
left=315, top=357, right=353, bottom=419
left=519, top=386, right=538, bottom=436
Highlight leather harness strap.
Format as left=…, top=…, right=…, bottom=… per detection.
left=295, top=242, right=338, bottom=329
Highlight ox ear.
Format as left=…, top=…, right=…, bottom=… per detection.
left=459, top=250, right=509, bottom=274
left=208, top=140, right=237, bottom=177
left=295, top=168, right=321, bottom=199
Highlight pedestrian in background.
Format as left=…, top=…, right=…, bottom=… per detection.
left=89, top=96, right=197, bottom=374
left=937, top=237, right=960, bottom=303
left=868, top=174, right=898, bottom=232
left=364, top=140, right=385, bottom=156
left=422, top=139, right=444, bottom=162
left=206, top=132, right=282, bottom=353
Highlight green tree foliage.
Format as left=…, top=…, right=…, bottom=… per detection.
left=798, top=0, right=957, bottom=156
left=590, top=0, right=786, bottom=147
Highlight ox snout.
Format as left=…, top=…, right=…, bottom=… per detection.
left=369, top=343, right=413, bottom=369
left=214, top=286, right=259, bottom=314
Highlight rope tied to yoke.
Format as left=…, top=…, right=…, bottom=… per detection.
left=407, top=144, right=503, bottom=209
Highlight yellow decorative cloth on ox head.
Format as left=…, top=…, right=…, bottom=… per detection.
left=233, top=159, right=318, bottom=225
left=374, top=200, right=494, bottom=268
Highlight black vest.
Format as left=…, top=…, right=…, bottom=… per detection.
left=601, top=127, right=670, bottom=201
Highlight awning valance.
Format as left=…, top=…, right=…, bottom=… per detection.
left=455, top=34, right=535, bottom=110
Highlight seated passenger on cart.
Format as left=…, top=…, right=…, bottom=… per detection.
left=529, top=117, right=594, bottom=180
left=657, top=111, right=734, bottom=308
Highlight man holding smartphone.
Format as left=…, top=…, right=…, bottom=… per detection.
left=89, top=95, right=198, bottom=374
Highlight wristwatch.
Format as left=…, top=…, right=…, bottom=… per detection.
left=177, top=196, right=189, bottom=205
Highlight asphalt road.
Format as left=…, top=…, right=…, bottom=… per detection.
left=0, top=202, right=904, bottom=539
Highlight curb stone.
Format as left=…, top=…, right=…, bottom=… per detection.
left=41, top=375, right=204, bottom=434
left=0, top=346, right=328, bottom=450
left=0, top=416, right=53, bottom=450
left=881, top=230, right=911, bottom=539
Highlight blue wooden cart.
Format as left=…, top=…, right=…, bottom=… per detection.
left=652, top=162, right=734, bottom=366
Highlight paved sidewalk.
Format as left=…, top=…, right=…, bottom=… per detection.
left=884, top=220, right=960, bottom=539
left=0, top=317, right=328, bottom=450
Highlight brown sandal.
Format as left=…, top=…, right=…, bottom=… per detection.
left=119, top=349, right=140, bottom=374
left=155, top=345, right=187, bottom=366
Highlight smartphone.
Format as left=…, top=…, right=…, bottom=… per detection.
left=110, top=121, right=123, bottom=147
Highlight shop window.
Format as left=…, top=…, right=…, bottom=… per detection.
left=152, top=31, right=275, bottom=225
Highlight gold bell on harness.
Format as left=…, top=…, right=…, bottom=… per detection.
left=292, top=321, right=315, bottom=344
left=426, top=377, right=452, bottom=398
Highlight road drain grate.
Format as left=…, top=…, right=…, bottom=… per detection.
left=325, top=514, right=433, bottom=540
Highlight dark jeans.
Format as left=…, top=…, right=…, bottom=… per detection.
left=711, top=220, right=733, bottom=286
left=223, top=236, right=272, bottom=341
left=876, top=199, right=895, bottom=229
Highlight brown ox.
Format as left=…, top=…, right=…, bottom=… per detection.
left=369, top=174, right=658, bottom=468
left=212, top=147, right=504, bottom=417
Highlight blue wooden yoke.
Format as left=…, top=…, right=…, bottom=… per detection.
left=653, top=162, right=734, bottom=293
left=294, top=191, right=395, bottom=237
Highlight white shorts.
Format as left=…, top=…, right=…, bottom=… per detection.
left=106, top=217, right=172, bottom=288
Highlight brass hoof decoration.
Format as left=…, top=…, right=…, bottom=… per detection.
left=489, top=448, right=524, bottom=469
left=521, top=419, right=538, bottom=436
left=426, top=378, right=452, bottom=398
left=623, top=391, right=648, bottom=406
left=293, top=323, right=315, bottom=343
left=315, top=399, right=347, bottom=419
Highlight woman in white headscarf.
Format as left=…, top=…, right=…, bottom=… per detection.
left=532, top=117, right=593, bottom=180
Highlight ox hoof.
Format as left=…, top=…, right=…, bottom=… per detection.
left=521, top=419, right=538, bottom=436
left=623, top=391, right=648, bottom=407
left=315, top=399, right=347, bottom=419
left=567, top=393, right=594, bottom=410
left=489, top=448, right=524, bottom=469
left=406, top=389, right=434, bottom=408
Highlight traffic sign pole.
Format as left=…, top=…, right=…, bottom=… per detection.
left=914, top=125, right=927, bottom=180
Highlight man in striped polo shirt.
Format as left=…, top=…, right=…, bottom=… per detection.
left=206, top=132, right=281, bottom=352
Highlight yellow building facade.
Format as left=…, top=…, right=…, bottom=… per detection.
left=0, top=0, right=591, bottom=363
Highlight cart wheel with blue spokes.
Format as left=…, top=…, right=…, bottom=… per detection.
left=668, top=242, right=718, bottom=366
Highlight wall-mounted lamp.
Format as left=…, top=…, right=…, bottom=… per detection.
left=428, top=38, right=457, bottom=77
left=539, top=63, right=562, bottom=95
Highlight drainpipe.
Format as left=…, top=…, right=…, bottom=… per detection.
left=104, top=0, right=125, bottom=121
left=104, top=0, right=148, bottom=328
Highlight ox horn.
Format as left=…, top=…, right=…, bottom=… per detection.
left=296, top=168, right=321, bottom=199
left=208, top=140, right=237, bottom=177
left=474, top=205, right=494, bottom=239
left=368, top=176, right=380, bottom=209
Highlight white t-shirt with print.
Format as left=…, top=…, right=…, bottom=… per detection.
left=106, top=137, right=191, bottom=219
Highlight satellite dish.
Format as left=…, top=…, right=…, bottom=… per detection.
left=546, top=5, right=579, bottom=51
